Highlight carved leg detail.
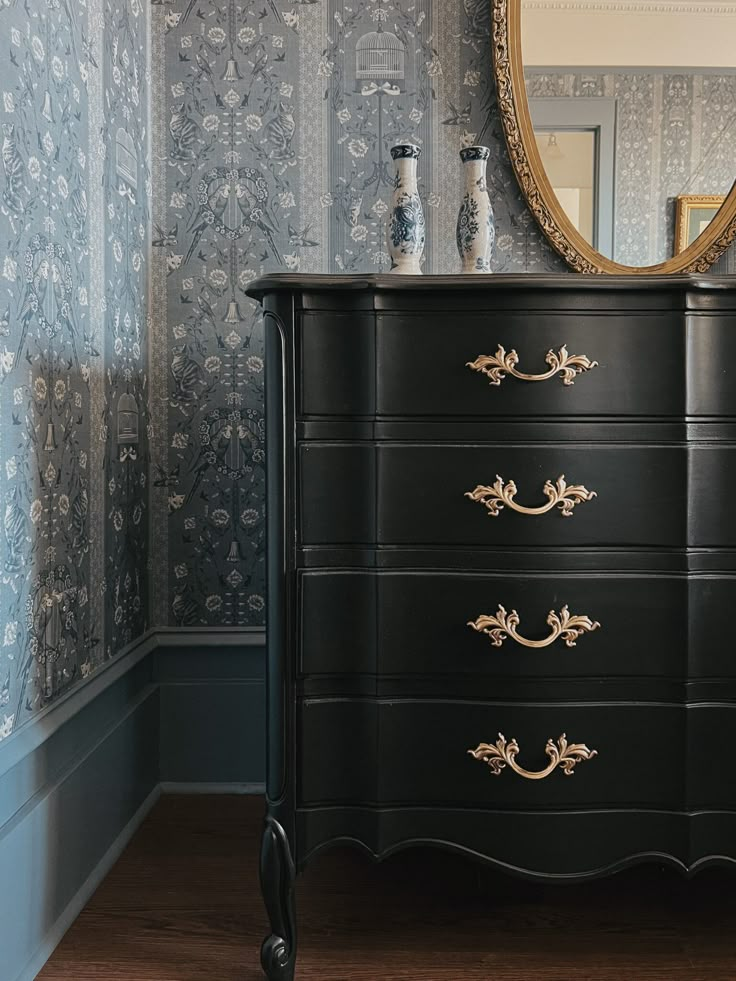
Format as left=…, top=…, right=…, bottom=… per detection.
left=260, top=816, right=297, bottom=981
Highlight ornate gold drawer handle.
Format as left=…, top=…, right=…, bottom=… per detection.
left=467, top=344, right=598, bottom=387
left=465, top=474, right=596, bottom=517
left=469, top=733, right=598, bottom=780
left=468, top=604, right=600, bottom=649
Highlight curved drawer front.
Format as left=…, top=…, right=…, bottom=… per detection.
left=687, top=314, right=736, bottom=416
left=298, top=699, right=682, bottom=809
left=688, top=705, right=736, bottom=810
left=376, top=312, right=684, bottom=418
left=299, top=443, right=686, bottom=547
left=297, top=808, right=689, bottom=878
left=300, top=571, right=686, bottom=679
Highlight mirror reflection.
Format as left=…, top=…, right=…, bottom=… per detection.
left=522, top=0, right=736, bottom=266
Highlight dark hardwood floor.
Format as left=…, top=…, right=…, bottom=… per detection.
left=38, top=795, right=736, bottom=980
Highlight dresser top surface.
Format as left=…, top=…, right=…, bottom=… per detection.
left=247, top=272, right=736, bottom=302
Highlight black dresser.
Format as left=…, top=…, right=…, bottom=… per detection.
left=248, top=273, right=736, bottom=981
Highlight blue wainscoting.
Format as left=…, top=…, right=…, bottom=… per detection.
left=0, top=628, right=265, bottom=981
left=155, top=629, right=266, bottom=789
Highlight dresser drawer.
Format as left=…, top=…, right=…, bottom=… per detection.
left=299, top=443, right=686, bottom=547
left=687, top=704, right=736, bottom=810
left=376, top=312, right=684, bottom=418
left=687, top=314, right=736, bottom=415
left=300, top=571, right=686, bottom=679
left=299, top=699, right=682, bottom=808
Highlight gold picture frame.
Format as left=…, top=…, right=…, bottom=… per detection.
left=674, top=195, right=727, bottom=256
left=491, top=0, right=736, bottom=274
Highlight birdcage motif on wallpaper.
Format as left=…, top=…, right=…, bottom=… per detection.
left=115, top=127, right=138, bottom=190
left=355, top=26, right=405, bottom=81
left=117, top=392, right=139, bottom=444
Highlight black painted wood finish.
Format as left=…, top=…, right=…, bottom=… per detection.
left=249, top=273, right=736, bottom=980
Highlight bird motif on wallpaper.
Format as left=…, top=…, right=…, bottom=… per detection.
left=263, top=102, right=296, bottom=161
left=169, top=103, right=201, bottom=162
left=2, top=123, right=25, bottom=218
left=53, top=276, right=80, bottom=367
left=57, top=0, right=79, bottom=61
left=15, top=260, right=48, bottom=363
left=463, top=0, right=491, bottom=36
left=4, top=495, right=28, bottom=574
left=171, top=344, right=205, bottom=403
left=236, top=176, right=281, bottom=263
left=190, top=166, right=283, bottom=264
left=184, top=184, right=228, bottom=265
left=195, top=52, right=215, bottom=85
left=152, top=463, right=180, bottom=488
left=17, top=242, right=80, bottom=368
left=179, top=0, right=200, bottom=24
left=196, top=293, right=218, bottom=329
left=70, top=487, right=89, bottom=555
left=69, top=183, right=88, bottom=249
left=152, top=222, right=179, bottom=248
left=288, top=223, right=319, bottom=248
left=443, top=101, right=472, bottom=127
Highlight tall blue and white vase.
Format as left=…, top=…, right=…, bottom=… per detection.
left=456, top=145, right=495, bottom=273
left=388, top=143, right=425, bottom=274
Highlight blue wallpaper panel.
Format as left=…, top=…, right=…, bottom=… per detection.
left=149, top=0, right=564, bottom=629
left=0, top=0, right=150, bottom=742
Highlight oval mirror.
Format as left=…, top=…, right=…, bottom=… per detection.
left=492, top=0, right=736, bottom=272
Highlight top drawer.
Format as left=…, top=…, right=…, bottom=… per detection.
left=300, top=310, right=686, bottom=418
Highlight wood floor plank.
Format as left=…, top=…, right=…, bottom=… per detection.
left=37, top=796, right=736, bottom=980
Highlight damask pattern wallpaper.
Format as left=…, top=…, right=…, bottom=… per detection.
left=2, top=0, right=734, bottom=743
left=525, top=70, right=736, bottom=266
left=149, top=0, right=565, bottom=631
left=0, top=0, right=150, bottom=740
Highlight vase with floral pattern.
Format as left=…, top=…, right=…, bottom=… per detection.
left=457, top=145, right=495, bottom=273
left=388, top=143, right=425, bottom=274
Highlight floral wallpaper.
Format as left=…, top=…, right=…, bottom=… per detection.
left=0, top=0, right=150, bottom=741
left=526, top=70, right=736, bottom=266
left=149, top=0, right=565, bottom=630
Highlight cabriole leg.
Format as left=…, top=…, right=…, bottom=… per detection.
left=260, top=816, right=297, bottom=981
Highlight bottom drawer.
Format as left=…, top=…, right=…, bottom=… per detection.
left=299, top=699, right=683, bottom=809
left=297, top=808, right=691, bottom=876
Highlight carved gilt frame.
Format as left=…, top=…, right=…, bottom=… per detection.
left=674, top=194, right=726, bottom=256
left=491, top=0, right=736, bottom=273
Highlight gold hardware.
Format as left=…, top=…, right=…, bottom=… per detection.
left=465, top=474, right=596, bottom=518
left=469, top=732, right=597, bottom=780
left=468, top=604, right=600, bottom=649
left=467, top=345, right=598, bottom=386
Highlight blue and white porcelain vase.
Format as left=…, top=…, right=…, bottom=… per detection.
left=388, top=143, right=425, bottom=275
left=456, top=145, right=495, bottom=273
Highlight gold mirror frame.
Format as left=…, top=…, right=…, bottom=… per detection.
left=491, top=0, right=736, bottom=273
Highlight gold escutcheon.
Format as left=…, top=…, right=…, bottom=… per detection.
left=466, top=344, right=598, bottom=387
left=468, top=733, right=598, bottom=780
left=465, top=474, right=596, bottom=517
left=468, top=604, right=600, bottom=649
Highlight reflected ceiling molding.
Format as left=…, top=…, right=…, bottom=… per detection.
left=521, top=0, right=736, bottom=13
